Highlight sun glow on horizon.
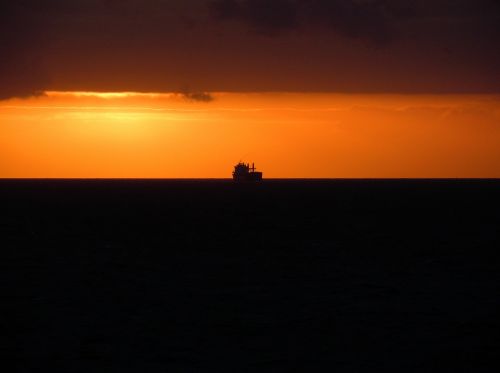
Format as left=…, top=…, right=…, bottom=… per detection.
left=1, top=92, right=500, bottom=178
left=44, top=91, right=180, bottom=99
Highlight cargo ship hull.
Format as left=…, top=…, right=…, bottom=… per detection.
left=233, top=171, right=263, bottom=182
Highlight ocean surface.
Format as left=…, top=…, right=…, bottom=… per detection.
left=2, top=179, right=500, bottom=372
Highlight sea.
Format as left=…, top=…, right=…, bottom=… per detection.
left=1, top=179, right=499, bottom=372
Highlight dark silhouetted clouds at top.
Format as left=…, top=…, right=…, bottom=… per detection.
left=303, top=0, right=392, bottom=44
left=0, top=2, right=49, bottom=99
left=210, top=0, right=392, bottom=43
left=210, top=0, right=500, bottom=45
left=210, top=0, right=299, bottom=35
left=0, top=0, right=499, bottom=99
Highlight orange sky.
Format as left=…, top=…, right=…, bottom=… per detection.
left=1, top=92, right=499, bottom=178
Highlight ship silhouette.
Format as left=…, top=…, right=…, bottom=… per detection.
left=233, top=162, right=263, bottom=181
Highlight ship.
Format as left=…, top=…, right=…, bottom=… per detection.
left=233, top=162, right=263, bottom=181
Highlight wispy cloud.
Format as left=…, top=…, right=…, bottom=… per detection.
left=180, top=92, right=215, bottom=102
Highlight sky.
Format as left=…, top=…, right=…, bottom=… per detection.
left=1, top=1, right=499, bottom=177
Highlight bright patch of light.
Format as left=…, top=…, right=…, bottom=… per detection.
left=45, top=91, right=176, bottom=99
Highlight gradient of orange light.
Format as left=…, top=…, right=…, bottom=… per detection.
left=1, top=92, right=499, bottom=178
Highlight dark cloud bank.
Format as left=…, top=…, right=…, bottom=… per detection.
left=210, top=0, right=395, bottom=43
left=1, top=0, right=499, bottom=99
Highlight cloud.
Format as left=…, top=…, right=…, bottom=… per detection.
left=209, top=0, right=394, bottom=43
left=210, top=0, right=298, bottom=35
left=0, top=3, right=49, bottom=99
left=181, top=91, right=215, bottom=102
left=0, top=0, right=499, bottom=98
left=306, top=0, right=393, bottom=44
left=209, top=0, right=500, bottom=45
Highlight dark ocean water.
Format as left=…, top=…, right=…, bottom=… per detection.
left=1, top=179, right=500, bottom=372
